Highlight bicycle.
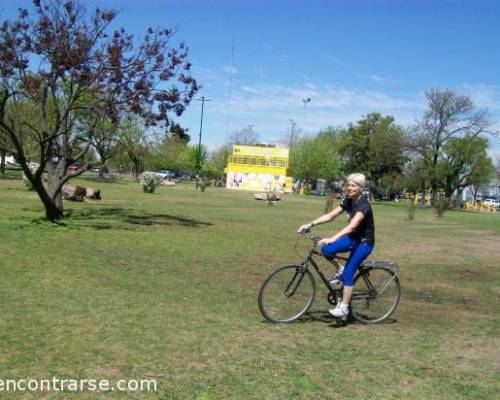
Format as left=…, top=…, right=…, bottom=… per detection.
left=258, top=231, right=401, bottom=324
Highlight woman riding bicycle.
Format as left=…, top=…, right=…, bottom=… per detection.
left=297, top=173, right=375, bottom=321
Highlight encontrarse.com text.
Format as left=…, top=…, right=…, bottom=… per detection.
left=0, top=378, right=157, bottom=392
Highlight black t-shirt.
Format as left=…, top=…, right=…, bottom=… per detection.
left=340, top=196, right=375, bottom=244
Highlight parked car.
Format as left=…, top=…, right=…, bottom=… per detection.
left=68, top=163, right=85, bottom=172
left=482, top=199, right=500, bottom=208
left=154, top=170, right=175, bottom=179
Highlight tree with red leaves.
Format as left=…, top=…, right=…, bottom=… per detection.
left=0, top=0, right=198, bottom=220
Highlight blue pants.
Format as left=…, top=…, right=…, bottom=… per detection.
left=321, top=236, right=374, bottom=285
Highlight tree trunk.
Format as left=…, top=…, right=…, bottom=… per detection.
left=127, top=152, right=141, bottom=181
left=132, top=160, right=141, bottom=180
left=420, top=180, right=426, bottom=206
left=0, top=149, right=5, bottom=174
left=43, top=197, right=64, bottom=220
left=31, top=178, right=64, bottom=221
left=430, top=149, right=440, bottom=206
left=98, top=152, right=106, bottom=178
left=41, top=161, right=65, bottom=220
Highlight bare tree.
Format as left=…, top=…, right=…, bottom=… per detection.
left=411, top=89, right=495, bottom=204
left=0, top=0, right=198, bottom=220
left=279, top=119, right=301, bottom=148
left=229, top=125, right=259, bottom=146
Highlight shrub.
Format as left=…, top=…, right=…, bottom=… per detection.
left=408, top=199, right=416, bottom=221
left=324, top=191, right=334, bottom=214
left=197, top=176, right=209, bottom=192
left=436, top=198, right=448, bottom=217
left=141, top=172, right=163, bottom=193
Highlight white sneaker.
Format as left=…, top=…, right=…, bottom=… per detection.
left=329, top=267, right=344, bottom=285
left=329, top=303, right=349, bottom=321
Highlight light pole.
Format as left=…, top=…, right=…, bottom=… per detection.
left=302, top=98, right=311, bottom=135
left=196, top=96, right=211, bottom=172
left=289, top=118, right=297, bottom=147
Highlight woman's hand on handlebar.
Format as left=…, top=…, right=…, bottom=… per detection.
left=297, top=222, right=313, bottom=234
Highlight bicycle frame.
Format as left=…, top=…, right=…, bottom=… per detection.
left=301, top=247, right=348, bottom=298
left=301, top=244, right=398, bottom=295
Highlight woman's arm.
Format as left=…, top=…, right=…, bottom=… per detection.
left=318, top=211, right=365, bottom=245
left=297, top=206, right=344, bottom=233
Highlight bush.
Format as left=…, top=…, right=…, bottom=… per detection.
left=324, top=191, right=334, bottom=214
left=408, top=199, right=416, bottom=221
left=436, top=198, right=448, bottom=217
left=197, top=176, right=210, bottom=192
left=141, top=172, right=163, bottom=193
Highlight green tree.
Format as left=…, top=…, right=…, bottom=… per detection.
left=411, top=89, right=493, bottom=205
left=147, top=136, right=189, bottom=172
left=289, top=127, right=342, bottom=184
left=339, top=113, right=406, bottom=197
left=205, top=145, right=230, bottom=179
left=118, top=120, right=150, bottom=180
left=439, top=136, right=494, bottom=201
left=90, top=118, right=120, bottom=177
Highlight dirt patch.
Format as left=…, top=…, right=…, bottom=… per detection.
left=441, top=336, right=500, bottom=372
left=404, top=287, right=475, bottom=306
left=460, top=229, right=496, bottom=236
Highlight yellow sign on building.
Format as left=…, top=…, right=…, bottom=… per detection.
left=226, top=145, right=292, bottom=192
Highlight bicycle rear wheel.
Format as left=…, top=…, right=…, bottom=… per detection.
left=258, top=265, right=316, bottom=323
left=351, top=266, right=401, bottom=324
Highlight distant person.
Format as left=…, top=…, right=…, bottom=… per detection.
left=297, top=173, right=375, bottom=321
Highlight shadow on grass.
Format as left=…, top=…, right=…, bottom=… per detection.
left=18, top=206, right=213, bottom=231
left=260, top=309, right=398, bottom=329
left=404, top=287, right=474, bottom=305
left=65, top=207, right=213, bottom=230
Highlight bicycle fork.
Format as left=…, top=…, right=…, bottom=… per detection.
left=284, top=267, right=306, bottom=298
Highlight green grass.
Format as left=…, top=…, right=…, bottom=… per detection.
left=1, top=173, right=499, bottom=399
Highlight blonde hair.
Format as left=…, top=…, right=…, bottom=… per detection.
left=346, top=173, right=366, bottom=188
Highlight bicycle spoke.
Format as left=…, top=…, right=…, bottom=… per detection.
left=258, top=265, right=316, bottom=323
left=351, top=267, right=401, bottom=324
left=284, top=270, right=305, bottom=297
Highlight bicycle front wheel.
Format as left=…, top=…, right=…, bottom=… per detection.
left=258, top=265, right=316, bottom=323
left=351, top=266, right=401, bottom=324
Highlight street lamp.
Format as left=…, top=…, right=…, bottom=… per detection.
left=196, top=96, right=211, bottom=171
left=302, top=98, right=311, bottom=135
left=289, top=118, right=297, bottom=147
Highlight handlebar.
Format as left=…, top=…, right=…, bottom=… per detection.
left=298, top=228, right=322, bottom=244
left=295, top=229, right=322, bottom=258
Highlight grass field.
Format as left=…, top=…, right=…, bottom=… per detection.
left=1, top=171, right=499, bottom=399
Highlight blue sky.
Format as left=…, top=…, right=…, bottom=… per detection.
left=2, top=0, right=500, bottom=158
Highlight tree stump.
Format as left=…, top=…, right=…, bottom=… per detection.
left=86, top=187, right=101, bottom=200
left=62, top=185, right=101, bottom=201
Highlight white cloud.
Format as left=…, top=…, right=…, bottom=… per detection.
left=178, top=65, right=500, bottom=150
left=462, top=83, right=500, bottom=110
left=224, top=66, right=239, bottom=74
left=227, top=83, right=421, bottom=115
left=370, top=74, right=385, bottom=82
left=362, top=74, right=398, bottom=84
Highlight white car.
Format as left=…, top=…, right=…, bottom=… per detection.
left=482, top=199, right=500, bottom=208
